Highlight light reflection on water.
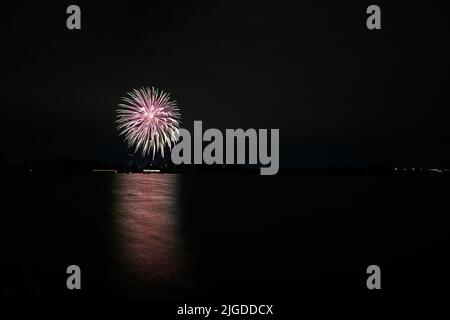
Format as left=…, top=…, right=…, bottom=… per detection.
left=113, top=174, right=185, bottom=289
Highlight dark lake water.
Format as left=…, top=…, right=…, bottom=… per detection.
left=0, top=173, right=449, bottom=299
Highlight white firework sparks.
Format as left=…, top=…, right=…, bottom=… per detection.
left=116, top=87, right=181, bottom=158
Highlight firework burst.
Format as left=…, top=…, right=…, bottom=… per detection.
left=116, top=87, right=181, bottom=158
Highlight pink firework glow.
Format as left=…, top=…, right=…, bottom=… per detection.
left=116, top=87, right=181, bottom=158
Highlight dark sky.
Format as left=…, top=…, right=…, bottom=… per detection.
left=2, top=1, right=449, bottom=167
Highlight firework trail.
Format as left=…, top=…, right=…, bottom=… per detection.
left=116, top=87, right=181, bottom=158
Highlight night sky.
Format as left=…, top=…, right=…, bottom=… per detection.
left=2, top=1, right=449, bottom=167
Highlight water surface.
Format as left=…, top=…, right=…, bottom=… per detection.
left=1, top=173, right=449, bottom=299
